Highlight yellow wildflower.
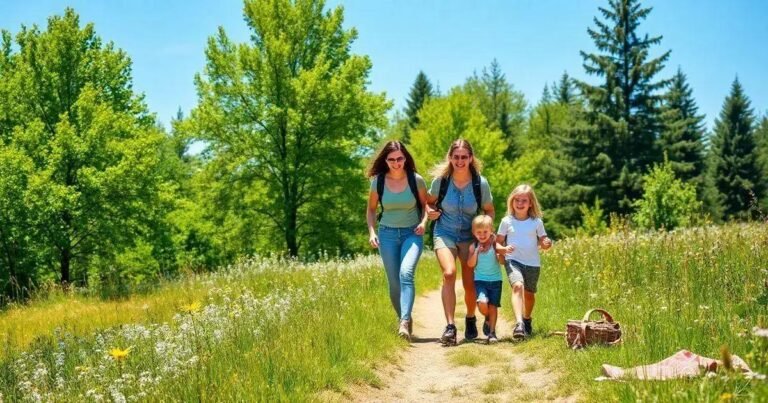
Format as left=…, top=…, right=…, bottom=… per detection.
left=720, top=393, right=733, bottom=401
left=181, top=301, right=202, bottom=314
left=109, top=347, right=132, bottom=361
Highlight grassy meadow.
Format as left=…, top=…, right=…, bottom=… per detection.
left=510, top=222, right=768, bottom=401
left=0, top=255, right=442, bottom=401
left=1, top=223, right=767, bottom=401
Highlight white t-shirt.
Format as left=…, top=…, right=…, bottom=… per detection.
left=497, top=215, right=547, bottom=267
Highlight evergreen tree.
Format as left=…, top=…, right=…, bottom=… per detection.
left=403, top=71, right=434, bottom=142
left=464, top=59, right=527, bottom=158
left=552, top=71, right=577, bottom=105
left=658, top=68, right=706, bottom=187
left=574, top=0, right=671, bottom=214
left=710, top=79, right=764, bottom=219
left=757, top=116, right=768, bottom=213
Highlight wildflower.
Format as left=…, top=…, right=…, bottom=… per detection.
left=753, top=327, right=768, bottom=338
left=109, top=347, right=132, bottom=362
left=719, top=393, right=733, bottom=401
left=180, top=301, right=202, bottom=314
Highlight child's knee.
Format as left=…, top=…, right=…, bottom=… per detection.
left=511, top=282, right=525, bottom=293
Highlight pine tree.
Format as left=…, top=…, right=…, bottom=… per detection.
left=403, top=71, right=434, bottom=142
left=574, top=0, right=671, bottom=214
left=658, top=68, right=706, bottom=187
left=552, top=71, right=577, bottom=105
left=710, top=78, right=764, bottom=220
left=464, top=59, right=527, bottom=158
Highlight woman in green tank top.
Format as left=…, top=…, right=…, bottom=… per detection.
left=366, top=141, right=428, bottom=341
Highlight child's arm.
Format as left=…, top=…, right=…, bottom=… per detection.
left=467, top=243, right=479, bottom=269
left=539, top=236, right=552, bottom=250
left=495, top=233, right=515, bottom=254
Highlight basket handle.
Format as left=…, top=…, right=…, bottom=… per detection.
left=582, top=308, right=615, bottom=323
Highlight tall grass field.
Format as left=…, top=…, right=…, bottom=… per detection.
left=0, top=255, right=441, bottom=401
left=516, top=222, right=768, bottom=401
left=1, top=223, right=766, bottom=401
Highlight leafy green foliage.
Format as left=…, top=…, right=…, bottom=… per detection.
left=633, top=159, right=702, bottom=230
left=185, top=0, right=389, bottom=257
left=0, top=9, right=174, bottom=291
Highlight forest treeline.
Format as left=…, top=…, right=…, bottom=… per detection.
left=1, top=0, right=766, bottom=301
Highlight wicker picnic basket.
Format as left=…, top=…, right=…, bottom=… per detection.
left=565, top=308, right=622, bottom=349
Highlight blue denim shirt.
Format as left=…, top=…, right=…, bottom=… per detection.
left=430, top=176, right=492, bottom=242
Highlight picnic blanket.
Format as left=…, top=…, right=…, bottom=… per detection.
left=598, top=350, right=761, bottom=381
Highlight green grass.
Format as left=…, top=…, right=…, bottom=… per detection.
left=501, top=222, right=768, bottom=401
left=0, top=254, right=442, bottom=401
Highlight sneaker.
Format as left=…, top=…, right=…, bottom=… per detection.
left=512, top=321, right=526, bottom=341
left=483, top=317, right=490, bottom=336
left=465, top=316, right=478, bottom=340
left=440, top=324, right=457, bottom=346
left=398, top=320, right=411, bottom=341
left=523, top=317, right=532, bottom=337
left=487, top=331, right=499, bottom=344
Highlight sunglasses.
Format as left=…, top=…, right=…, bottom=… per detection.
left=386, top=156, right=405, bottom=163
left=451, top=155, right=470, bottom=161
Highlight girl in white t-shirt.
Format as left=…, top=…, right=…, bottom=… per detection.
left=495, top=184, right=552, bottom=340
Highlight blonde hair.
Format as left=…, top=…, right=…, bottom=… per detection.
left=471, top=214, right=494, bottom=231
left=429, top=138, right=484, bottom=179
left=506, top=184, right=543, bottom=218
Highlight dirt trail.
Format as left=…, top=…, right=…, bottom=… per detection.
left=341, top=282, right=576, bottom=402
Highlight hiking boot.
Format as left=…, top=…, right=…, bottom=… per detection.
left=523, top=317, right=533, bottom=337
left=487, top=331, right=499, bottom=344
left=398, top=320, right=411, bottom=341
left=483, top=317, right=490, bottom=336
left=440, top=324, right=457, bottom=346
left=465, top=316, right=478, bottom=340
left=512, top=321, right=526, bottom=341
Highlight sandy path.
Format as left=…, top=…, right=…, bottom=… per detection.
left=340, top=282, right=575, bottom=402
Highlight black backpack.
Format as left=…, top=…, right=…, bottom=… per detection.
left=376, top=171, right=422, bottom=222
left=430, top=171, right=483, bottom=232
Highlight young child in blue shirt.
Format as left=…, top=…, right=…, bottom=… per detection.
left=467, top=214, right=505, bottom=344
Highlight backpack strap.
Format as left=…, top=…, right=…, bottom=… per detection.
left=406, top=171, right=423, bottom=221
left=435, top=176, right=449, bottom=210
left=429, top=176, right=450, bottom=236
left=376, top=173, right=385, bottom=222
left=471, top=171, right=483, bottom=215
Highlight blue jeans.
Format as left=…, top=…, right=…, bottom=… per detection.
left=378, top=225, right=423, bottom=321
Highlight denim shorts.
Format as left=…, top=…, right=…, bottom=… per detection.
left=475, top=280, right=503, bottom=307
left=505, top=259, right=541, bottom=293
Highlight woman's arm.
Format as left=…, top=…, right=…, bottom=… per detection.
left=414, top=185, right=429, bottom=235
left=483, top=201, right=495, bottom=220
left=366, top=189, right=380, bottom=248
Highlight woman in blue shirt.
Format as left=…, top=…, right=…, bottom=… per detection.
left=426, top=139, right=494, bottom=346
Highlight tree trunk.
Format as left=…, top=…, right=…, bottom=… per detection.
left=60, top=247, right=70, bottom=286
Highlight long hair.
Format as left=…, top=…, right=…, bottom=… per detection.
left=366, top=140, right=417, bottom=177
left=429, top=138, right=484, bottom=179
left=506, top=184, right=543, bottom=218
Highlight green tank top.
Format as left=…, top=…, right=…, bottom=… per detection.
left=371, top=174, right=426, bottom=228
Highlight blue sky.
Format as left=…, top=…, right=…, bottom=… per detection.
left=2, top=0, right=767, bottom=133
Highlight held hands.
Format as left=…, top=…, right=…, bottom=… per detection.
left=503, top=244, right=516, bottom=254
left=426, top=205, right=441, bottom=221
left=540, top=236, right=553, bottom=250
left=414, top=222, right=426, bottom=236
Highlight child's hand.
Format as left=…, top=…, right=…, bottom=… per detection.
left=426, top=206, right=441, bottom=221
left=541, top=237, right=552, bottom=250
left=504, top=244, right=515, bottom=254
left=414, top=223, right=425, bottom=235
